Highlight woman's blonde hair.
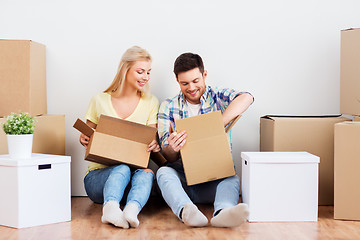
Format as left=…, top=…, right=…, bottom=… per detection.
left=104, top=46, right=152, bottom=95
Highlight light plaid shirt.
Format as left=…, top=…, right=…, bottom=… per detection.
left=158, top=85, right=252, bottom=148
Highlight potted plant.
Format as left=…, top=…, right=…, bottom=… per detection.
left=2, top=112, right=35, bottom=159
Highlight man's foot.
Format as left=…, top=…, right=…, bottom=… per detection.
left=101, top=201, right=129, bottom=228
left=210, top=203, right=249, bottom=228
left=182, top=202, right=208, bottom=227
left=123, top=202, right=140, bottom=228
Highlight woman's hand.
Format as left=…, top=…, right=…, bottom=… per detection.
left=148, top=139, right=160, bottom=152
left=80, top=133, right=90, bottom=148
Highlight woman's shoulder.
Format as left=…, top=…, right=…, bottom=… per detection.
left=142, top=93, right=159, bottom=105
left=91, top=92, right=111, bottom=102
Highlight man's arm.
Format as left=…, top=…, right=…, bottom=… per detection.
left=222, top=92, right=254, bottom=126
left=158, top=100, right=187, bottom=163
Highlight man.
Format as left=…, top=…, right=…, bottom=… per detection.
left=157, top=52, right=254, bottom=228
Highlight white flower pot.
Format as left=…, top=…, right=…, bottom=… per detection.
left=6, top=134, right=34, bottom=159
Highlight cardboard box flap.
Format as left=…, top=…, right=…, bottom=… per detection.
left=262, top=115, right=343, bottom=121
left=97, top=115, right=156, bottom=144
left=175, top=111, right=224, bottom=142
left=73, top=119, right=95, bottom=137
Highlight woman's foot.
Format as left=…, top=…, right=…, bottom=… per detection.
left=101, top=201, right=129, bottom=228
left=123, top=202, right=140, bottom=228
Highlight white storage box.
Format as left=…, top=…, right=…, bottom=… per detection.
left=0, top=153, right=71, bottom=228
left=241, top=152, right=319, bottom=222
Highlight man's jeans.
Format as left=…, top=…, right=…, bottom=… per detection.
left=156, top=164, right=240, bottom=220
left=84, top=164, right=154, bottom=210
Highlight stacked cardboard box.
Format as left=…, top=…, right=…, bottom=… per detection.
left=260, top=115, right=350, bottom=205
left=0, top=40, right=65, bottom=155
left=333, top=28, right=360, bottom=220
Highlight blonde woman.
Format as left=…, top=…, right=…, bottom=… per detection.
left=80, top=46, right=160, bottom=228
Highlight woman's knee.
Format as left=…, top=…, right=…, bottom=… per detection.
left=111, top=164, right=131, bottom=176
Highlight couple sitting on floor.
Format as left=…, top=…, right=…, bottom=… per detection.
left=79, top=46, right=254, bottom=228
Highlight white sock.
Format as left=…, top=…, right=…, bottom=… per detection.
left=210, top=203, right=249, bottom=228
left=181, top=203, right=208, bottom=227
left=101, top=201, right=129, bottom=229
left=123, top=202, right=140, bottom=228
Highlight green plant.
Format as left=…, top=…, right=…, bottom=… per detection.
left=2, top=112, right=35, bottom=135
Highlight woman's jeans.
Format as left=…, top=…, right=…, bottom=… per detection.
left=84, top=164, right=154, bottom=211
left=156, top=165, right=240, bottom=220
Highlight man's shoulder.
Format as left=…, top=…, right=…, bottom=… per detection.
left=160, top=93, right=181, bottom=107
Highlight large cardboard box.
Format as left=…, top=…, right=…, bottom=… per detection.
left=0, top=115, right=65, bottom=155
left=175, top=111, right=238, bottom=186
left=0, top=40, right=47, bottom=117
left=0, top=154, right=71, bottom=228
left=341, top=29, right=360, bottom=115
left=334, top=122, right=360, bottom=220
left=260, top=115, right=350, bottom=205
left=74, top=115, right=159, bottom=168
left=241, top=152, right=319, bottom=222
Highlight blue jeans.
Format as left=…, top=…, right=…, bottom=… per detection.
left=156, top=164, right=240, bottom=220
left=84, top=164, right=154, bottom=211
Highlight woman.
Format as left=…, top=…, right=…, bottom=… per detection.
left=80, top=46, right=160, bottom=228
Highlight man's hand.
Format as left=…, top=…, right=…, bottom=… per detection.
left=168, top=130, right=187, bottom=152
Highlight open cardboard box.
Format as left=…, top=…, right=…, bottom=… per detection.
left=175, top=111, right=240, bottom=186
left=74, top=115, right=166, bottom=168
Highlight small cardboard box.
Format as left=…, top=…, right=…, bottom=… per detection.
left=334, top=122, right=360, bottom=220
left=340, top=29, right=360, bottom=115
left=0, top=40, right=47, bottom=117
left=74, top=114, right=158, bottom=168
left=0, top=154, right=71, bottom=228
left=241, top=152, right=319, bottom=222
left=0, top=115, right=65, bottom=155
left=175, top=111, right=239, bottom=186
left=260, top=115, right=350, bottom=205
left=354, top=116, right=360, bottom=122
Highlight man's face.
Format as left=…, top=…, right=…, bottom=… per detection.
left=177, top=68, right=207, bottom=104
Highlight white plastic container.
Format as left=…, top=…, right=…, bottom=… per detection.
left=241, top=152, right=319, bottom=222
left=0, top=153, right=71, bottom=228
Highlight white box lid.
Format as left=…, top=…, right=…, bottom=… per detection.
left=0, top=153, right=71, bottom=167
left=241, top=152, right=320, bottom=164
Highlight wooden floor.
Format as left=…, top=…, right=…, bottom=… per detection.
left=1, top=196, right=360, bottom=240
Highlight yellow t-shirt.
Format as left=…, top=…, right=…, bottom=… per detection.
left=84, top=92, right=159, bottom=173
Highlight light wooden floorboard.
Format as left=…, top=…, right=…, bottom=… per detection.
left=1, top=196, right=360, bottom=240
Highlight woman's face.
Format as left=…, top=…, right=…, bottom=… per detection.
left=125, top=60, right=152, bottom=92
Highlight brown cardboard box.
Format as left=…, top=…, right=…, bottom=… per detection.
left=334, top=122, right=360, bottom=220
left=260, top=115, right=350, bottom=205
left=340, top=29, right=360, bottom=115
left=175, top=111, right=239, bottom=186
left=0, top=115, right=65, bottom=155
left=0, top=40, right=47, bottom=117
left=354, top=116, right=360, bottom=121
left=74, top=115, right=158, bottom=168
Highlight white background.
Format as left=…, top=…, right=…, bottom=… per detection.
left=1, top=0, right=359, bottom=196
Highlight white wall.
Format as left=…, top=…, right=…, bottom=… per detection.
left=1, top=0, right=359, bottom=196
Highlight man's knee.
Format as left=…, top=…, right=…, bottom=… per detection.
left=156, top=166, right=177, bottom=182
left=222, top=175, right=240, bottom=187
